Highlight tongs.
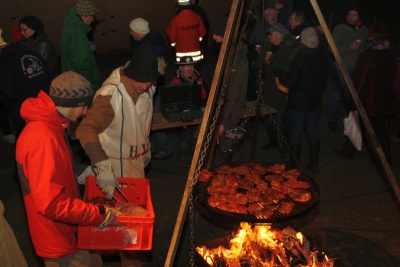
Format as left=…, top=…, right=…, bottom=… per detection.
left=114, top=183, right=130, bottom=203
left=92, top=166, right=130, bottom=203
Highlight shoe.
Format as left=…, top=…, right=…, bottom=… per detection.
left=152, top=151, right=173, bottom=160
left=3, top=134, right=16, bottom=144
left=261, top=142, right=278, bottom=150
left=334, top=149, right=353, bottom=159
left=328, top=122, right=339, bottom=132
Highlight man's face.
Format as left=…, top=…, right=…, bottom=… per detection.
left=346, top=11, right=359, bottom=26
left=81, top=15, right=95, bottom=25
left=131, top=80, right=152, bottom=95
left=180, top=64, right=194, bottom=79
left=69, top=106, right=88, bottom=122
left=130, top=30, right=141, bottom=41
left=264, top=9, right=278, bottom=25
left=268, top=31, right=283, bottom=45
left=288, top=14, right=300, bottom=29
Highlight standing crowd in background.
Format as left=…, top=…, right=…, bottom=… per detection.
left=0, top=0, right=399, bottom=266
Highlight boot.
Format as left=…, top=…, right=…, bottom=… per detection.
left=307, top=142, right=320, bottom=173
left=290, top=145, right=301, bottom=169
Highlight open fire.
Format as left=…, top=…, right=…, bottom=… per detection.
left=196, top=222, right=335, bottom=267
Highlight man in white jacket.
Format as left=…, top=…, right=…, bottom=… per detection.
left=77, top=43, right=160, bottom=199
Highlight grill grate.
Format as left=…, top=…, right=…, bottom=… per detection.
left=194, top=162, right=320, bottom=225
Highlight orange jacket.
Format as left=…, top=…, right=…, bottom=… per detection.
left=16, top=91, right=106, bottom=258
left=167, top=9, right=206, bottom=60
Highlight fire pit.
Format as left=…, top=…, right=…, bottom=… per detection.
left=195, top=222, right=336, bottom=267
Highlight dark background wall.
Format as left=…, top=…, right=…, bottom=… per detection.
left=0, top=0, right=233, bottom=54
left=1, top=0, right=399, bottom=54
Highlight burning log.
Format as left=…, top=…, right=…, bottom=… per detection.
left=196, top=222, right=336, bottom=267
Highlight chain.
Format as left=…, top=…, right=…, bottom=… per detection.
left=189, top=1, right=261, bottom=264
left=189, top=88, right=225, bottom=266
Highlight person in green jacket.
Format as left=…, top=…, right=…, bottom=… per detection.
left=60, top=0, right=101, bottom=91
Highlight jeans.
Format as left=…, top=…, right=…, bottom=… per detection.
left=288, top=109, right=320, bottom=146
left=327, top=69, right=353, bottom=122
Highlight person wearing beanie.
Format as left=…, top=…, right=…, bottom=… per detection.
left=327, top=7, right=368, bottom=132
left=167, top=0, right=206, bottom=62
left=285, top=26, right=329, bottom=172
left=60, top=0, right=101, bottom=91
left=19, top=15, right=59, bottom=77
left=15, top=71, right=120, bottom=267
left=77, top=43, right=160, bottom=266
left=212, top=16, right=249, bottom=161
left=77, top=42, right=160, bottom=197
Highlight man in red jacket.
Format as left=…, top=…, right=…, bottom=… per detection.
left=167, top=0, right=206, bottom=62
left=16, top=71, right=118, bottom=267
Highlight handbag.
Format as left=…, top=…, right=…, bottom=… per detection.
left=343, top=110, right=362, bottom=151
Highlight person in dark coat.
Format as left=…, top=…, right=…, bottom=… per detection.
left=287, top=27, right=329, bottom=172
left=260, top=23, right=296, bottom=152
left=19, top=15, right=59, bottom=77
left=335, top=22, right=397, bottom=165
left=0, top=41, right=52, bottom=137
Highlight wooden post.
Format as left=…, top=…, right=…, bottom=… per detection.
left=309, top=0, right=400, bottom=201
left=163, top=0, right=244, bottom=266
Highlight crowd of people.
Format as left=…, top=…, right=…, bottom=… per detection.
left=0, top=0, right=399, bottom=266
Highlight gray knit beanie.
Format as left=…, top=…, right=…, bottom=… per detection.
left=74, top=0, right=99, bottom=16
left=301, top=27, right=319, bottom=48
left=50, top=71, right=93, bottom=107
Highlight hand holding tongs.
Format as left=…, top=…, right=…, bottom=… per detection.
left=91, top=166, right=130, bottom=203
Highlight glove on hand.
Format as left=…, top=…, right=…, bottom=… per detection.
left=95, top=159, right=117, bottom=200
left=99, top=206, right=120, bottom=229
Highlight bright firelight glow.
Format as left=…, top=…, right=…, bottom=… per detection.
left=196, top=222, right=335, bottom=267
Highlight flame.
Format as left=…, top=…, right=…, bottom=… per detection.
left=296, top=232, right=304, bottom=245
left=195, top=222, right=335, bottom=267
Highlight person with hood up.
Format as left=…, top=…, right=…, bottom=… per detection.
left=19, top=15, right=59, bottom=77
left=16, top=71, right=120, bottom=267
left=60, top=0, right=101, bottom=91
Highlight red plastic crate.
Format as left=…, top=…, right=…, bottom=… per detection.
left=78, top=176, right=155, bottom=250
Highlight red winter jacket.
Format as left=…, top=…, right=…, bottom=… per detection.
left=16, top=91, right=106, bottom=258
left=167, top=9, right=206, bottom=61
